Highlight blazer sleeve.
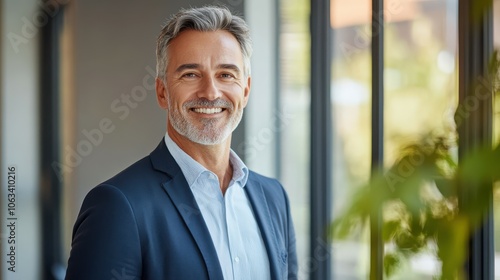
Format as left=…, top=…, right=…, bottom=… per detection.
left=65, top=184, right=142, bottom=280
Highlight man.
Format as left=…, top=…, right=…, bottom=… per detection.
left=65, top=6, right=297, bottom=280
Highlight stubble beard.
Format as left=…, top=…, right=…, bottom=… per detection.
left=168, top=98, right=243, bottom=145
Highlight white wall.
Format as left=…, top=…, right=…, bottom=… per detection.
left=243, top=0, right=279, bottom=178
left=67, top=0, right=170, bottom=233
left=1, top=0, right=41, bottom=279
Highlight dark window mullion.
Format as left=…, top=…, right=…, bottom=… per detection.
left=309, top=0, right=332, bottom=279
left=457, top=0, right=494, bottom=279
left=40, top=4, right=64, bottom=280
left=370, top=0, right=384, bottom=279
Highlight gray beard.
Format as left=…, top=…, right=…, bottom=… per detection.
left=168, top=98, right=243, bottom=145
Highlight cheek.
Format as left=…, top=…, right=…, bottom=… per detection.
left=220, top=83, right=246, bottom=97
left=167, top=88, right=188, bottom=106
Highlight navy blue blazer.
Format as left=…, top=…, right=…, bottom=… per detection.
left=65, top=139, right=298, bottom=280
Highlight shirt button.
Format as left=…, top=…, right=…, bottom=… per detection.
left=234, top=257, right=240, bottom=263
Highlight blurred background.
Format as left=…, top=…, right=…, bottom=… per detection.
left=0, top=0, right=499, bottom=279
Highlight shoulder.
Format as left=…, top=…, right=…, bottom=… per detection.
left=248, top=170, right=281, bottom=187
left=104, top=155, right=158, bottom=185
left=83, top=154, right=171, bottom=211
left=247, top=170, right=290, bottom=203
left=101, top=154, right=170, bottom=193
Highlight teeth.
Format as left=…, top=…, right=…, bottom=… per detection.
left=193, top=108, right=223, bottom=114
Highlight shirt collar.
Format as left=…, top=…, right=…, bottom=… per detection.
left=164, top=132, right=249, bottom=188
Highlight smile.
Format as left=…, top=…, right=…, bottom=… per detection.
left=192, top=107, right=224, bottom=114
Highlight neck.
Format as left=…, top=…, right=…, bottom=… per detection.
left=168, top=126, right=233, bottom=194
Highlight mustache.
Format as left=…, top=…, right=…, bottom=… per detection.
left=183, top=98, right=233, bottom=110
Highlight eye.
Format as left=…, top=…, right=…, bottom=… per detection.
left=182, top=72, right=198, bottom=78
left=220, top=73, right=235, bottom=79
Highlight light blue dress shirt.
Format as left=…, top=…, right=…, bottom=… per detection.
left=164, top=134, right=271, bottom=280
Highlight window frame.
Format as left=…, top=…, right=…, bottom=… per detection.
left=457, top=0, right=494, bottom=278
left=40, top=3, right=66, bottom=279
left=310, top=0, right=333, bottom=279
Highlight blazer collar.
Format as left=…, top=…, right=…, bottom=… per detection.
left=149, top=139, right=224, bottom=280
left=149, top=138, right=182, bottom=178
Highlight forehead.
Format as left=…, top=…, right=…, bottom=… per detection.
left=166, top=30, right=244, bottom=69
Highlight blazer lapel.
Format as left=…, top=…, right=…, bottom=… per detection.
left=245, top=177, right=282, bottom=280
left=150, top=139, right=224, bottom=280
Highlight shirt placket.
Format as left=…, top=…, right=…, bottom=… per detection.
left=225, top=184, right=248, bottom=280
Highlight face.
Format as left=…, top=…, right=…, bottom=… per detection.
left=156, top=30, right=251, bottom=146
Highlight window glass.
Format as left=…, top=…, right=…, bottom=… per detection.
left=384, top=0, right=458, bottom=278
left=330, top=0, right=372, bottom=278
left=330, top=0, right=458, bottom=278
left=280, top=0, right=311, bottom=278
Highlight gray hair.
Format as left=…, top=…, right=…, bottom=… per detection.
left=156, top=6, right=253, bottom=80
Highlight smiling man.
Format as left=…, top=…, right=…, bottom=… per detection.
left=65, top=5, right=297, bottom=280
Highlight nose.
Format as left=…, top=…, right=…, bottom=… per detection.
left=198, top=76, right=222, bottom=100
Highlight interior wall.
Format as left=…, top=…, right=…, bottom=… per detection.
left=244, top=0, right=279, bottom=178
left=1, top=0, right=41, bottom=279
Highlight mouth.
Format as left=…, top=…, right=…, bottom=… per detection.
left=191, top=107, right=225, bottom=114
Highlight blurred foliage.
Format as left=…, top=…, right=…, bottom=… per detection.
left=330, top=47, right=500, bottom=278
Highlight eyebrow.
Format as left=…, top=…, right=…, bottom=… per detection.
left=174, top=64, right=200, bottom=73
left=217, top=64, right=241, bottom=74
left=174, top=63, right=241, bottom=74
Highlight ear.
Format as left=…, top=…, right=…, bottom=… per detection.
left=242, top=76, right=251, bottom=108
left=156, top=78, right=168, bottom=109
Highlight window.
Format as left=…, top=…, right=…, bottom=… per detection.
left=279, top=0, right=496, bottom=279
left=279, top=0, right=311, bottom=277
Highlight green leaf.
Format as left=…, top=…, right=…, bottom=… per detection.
left=382, top=220, right=402, bottom=242
left=436, top=217, right=469, bottom=279
left=434, top=178, right=456, bottom=198
left=384, top=253, right=401, bottom=277
left=394, top=230, right=424, bottom=253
